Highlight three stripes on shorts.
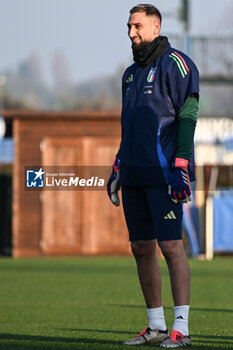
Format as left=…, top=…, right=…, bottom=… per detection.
left=164, top=210, right=176, bottom=220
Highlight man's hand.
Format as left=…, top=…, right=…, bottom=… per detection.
left=168, top=158, right=191, bottom=203
left=107, top=157, right=120, bottom=206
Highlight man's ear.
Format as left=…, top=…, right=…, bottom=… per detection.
left=153, top=18, right=160, bottom=36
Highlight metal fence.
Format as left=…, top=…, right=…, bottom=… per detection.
left=167, top=35, right=233, bottom=81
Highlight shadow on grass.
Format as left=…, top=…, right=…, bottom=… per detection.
left=192, top=334, right=233, bottom=340
left=0, top=264, right=136, bottom=275
left=0, top=263, right=232, bottom=279
left=0, top=333, right=122, bottom=350
left=55, top=328, right=233, bottom=342
left=0, top=332, right=233, bottom=350
left=109, top=304, right=233, bottom=314
left=55, top=328, right=136, bottom=335
left=56, top=328, right=233, bottom=345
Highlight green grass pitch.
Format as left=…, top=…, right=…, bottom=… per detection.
left=0, top=256, right=232, bottom=349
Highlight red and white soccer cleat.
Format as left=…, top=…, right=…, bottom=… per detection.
left=160, top=330, right=191, bottom=348
left=123, top=327, right=169, bottom=345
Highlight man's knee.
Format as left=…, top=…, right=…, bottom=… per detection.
left=158, top=239, right=184, bottom=260
left=131, top=240, right=156, bottom=258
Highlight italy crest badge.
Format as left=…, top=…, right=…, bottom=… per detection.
left=147, top=67, right=157, bottom=83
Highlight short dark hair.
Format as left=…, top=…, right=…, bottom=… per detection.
left=129, top=4, right=162, bottom=23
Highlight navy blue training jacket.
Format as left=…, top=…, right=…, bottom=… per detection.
left=120, top=42, right=199, bottom=187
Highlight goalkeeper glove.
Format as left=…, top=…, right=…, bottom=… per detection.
left=168, top=157, right=192, bottom=203
left=107, top=157, right=120, bottom=206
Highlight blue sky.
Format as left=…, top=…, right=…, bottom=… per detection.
left=0, top=0, right=233, bottom=85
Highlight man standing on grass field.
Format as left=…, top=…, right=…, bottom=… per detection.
left=107, top=3, right=199, bottom=348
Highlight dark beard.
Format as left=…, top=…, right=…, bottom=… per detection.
left=131, top=40, right=151, bottom=51
left=132, top=36, right=168, bottom=67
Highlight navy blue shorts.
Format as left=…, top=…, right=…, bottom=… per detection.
left=122, top=186, right=183, bottom=242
